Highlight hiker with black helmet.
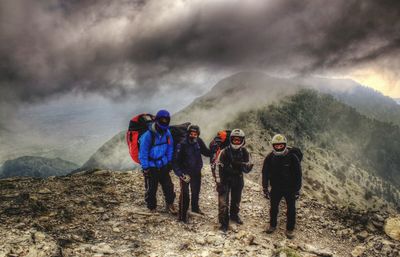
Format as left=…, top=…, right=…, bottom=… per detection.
left=262, top=134, right=302, bottom=239
left=215, top=129, right=253, bottom=232
left=173, top=125, right=211, bottom=222
left=139, top=110, right=177, bottom=214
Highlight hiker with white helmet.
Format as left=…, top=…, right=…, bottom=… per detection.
left=215, top=129, right=254, bottom=232
left=262, top=134, right=303, bottom=239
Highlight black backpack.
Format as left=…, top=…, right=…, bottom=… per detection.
left=169, top=123, right=191, bottom=148
left=287, top=146, right=303, bottom=162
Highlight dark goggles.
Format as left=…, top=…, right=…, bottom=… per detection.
left=231, top=136, right=244, bottom=145
left=273, top=143, right=286, bottom=151
left=157, top=117, right=170, bottom=126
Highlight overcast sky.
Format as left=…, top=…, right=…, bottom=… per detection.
left=1, top=0, right=399, bottom=103
left=1, top=0, right=400, bottom=162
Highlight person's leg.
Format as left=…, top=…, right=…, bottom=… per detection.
left=218, top=182, right=230, bottom=230
left=159, top=169, right=176, bottom=205
left=145, top=168, right=159, bottom=210
left=230, top=175, right=244, bottom=223
left=284, top=191, right=296, bottom=231
left=178, top=179, right=190, bottom=222
left=269, top=190, right=283, bottom=229
left=190, top=174, right=202, bottom=213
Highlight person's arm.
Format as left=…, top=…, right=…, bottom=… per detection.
left=209, top=139, right=220, bottom=164
left=292, top=154, right=302, bottom=192
left=139, top=131, right=152, bottom=170
left=198, top=138, right=211, bottom=157
left=261, top=155, right=270, bottom=191
left=215, top=148, right=226, bottom=183
left=172, top=143, right=184, bottom=177
left=166, top=131, right=174, bottom=164
left=241, top=148, right=253, bottom=173
left=261, top=154, right=272, bottom=198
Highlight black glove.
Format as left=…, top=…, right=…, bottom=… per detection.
left=295, top=191, right=300, bottom=200
left=142, top=168, right=150, bottom=177
left=242, top=163, right=254, bottom=173
left=165, top=163, right=173, bottom=171
left=263, top=188, right=270, bottom=199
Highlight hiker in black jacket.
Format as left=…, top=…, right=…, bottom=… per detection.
left=173, top=125, right=211, bottom=222
left=262, top=134, right=302, bottom=239
left=216, top=129, right=253, bottom=232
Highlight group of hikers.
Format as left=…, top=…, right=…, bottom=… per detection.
left=128, top=109, right=302, bottom=239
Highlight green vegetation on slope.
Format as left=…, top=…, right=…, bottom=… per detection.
left=228, top=89, right=400, bottom=207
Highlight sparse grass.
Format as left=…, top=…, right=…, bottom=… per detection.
left=276, top=247, right=302, bottom=257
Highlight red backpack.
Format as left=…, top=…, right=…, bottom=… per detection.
left=209, top=130, right=232, bottom=164
left=126, top=114, right=155, bottom=164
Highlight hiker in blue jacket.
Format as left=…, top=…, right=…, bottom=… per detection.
left=173, top=125, right=211, bottom=222
left=139, top=110, right=177, bottom=214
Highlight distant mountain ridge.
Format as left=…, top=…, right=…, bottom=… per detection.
left=333, top=86, right=400, bottom=126
left=0, top=156, right=79, bottom=178
left=80, top=72, right=400, bottom=174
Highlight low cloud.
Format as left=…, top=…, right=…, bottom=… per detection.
left=1, top=0, right=399, bottom=104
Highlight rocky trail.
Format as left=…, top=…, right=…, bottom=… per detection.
left=0, top=168, right=399, bottom=257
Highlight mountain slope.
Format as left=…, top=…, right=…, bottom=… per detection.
left=1, top=170, right=399, bottom=256
left=173, top=72, right=304, bottom=138
left=81, top=72, right=400, bottom=177
left=0, top=156, right=79, bottom=178
left=79, top=132, right=133, bottom=172
left=333, top=86, right=400, bottom=126
left=228, top=89, right=400, bottom=210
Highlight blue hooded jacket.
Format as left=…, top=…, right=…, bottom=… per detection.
left=139, top=123, right=174, bottom=170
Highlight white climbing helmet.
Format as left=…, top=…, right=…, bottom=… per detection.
left=271, top=134, right=288, bottom=156
left=230, top=129, right=245, bottom=150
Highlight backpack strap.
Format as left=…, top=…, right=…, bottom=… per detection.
left=150, top=131, right=171, bottom=146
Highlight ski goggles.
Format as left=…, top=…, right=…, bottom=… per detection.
left=231, top=136, right=244, bottom=145
left=157, top=117, right=170, bottom=126
left=273, top=143, right=286, bottom=151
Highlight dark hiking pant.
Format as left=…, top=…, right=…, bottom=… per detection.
left=144, top=167, right=175, bottom=210
left=218, top=175, right=244, bottom=227
left=269, top=190, right=296, bottom=230
left=178, top=174, right=201, bottom=221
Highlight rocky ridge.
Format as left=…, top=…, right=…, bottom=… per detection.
left=1, top=168, right=399, bottom=257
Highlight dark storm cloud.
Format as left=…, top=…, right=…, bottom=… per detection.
left=0, top=0, right=399, bottom=104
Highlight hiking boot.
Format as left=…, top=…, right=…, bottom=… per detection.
left=219, top=224, right=228, bottom=232
left=266, top=226, right=276, bottom=234
left=285, top=230, right=295, bottom=239
left=166, top=204, right=177, bottom=215
left=148, top=208, right=157, bottom=213
left=192, top=209, right=205, bottom=215
left=230, top=215, right=243, bottom=225
left=178, top=217, right=188, bottom=223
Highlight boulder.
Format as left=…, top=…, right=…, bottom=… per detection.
left=384, top=217, right=400, bottom=241
left=351, top=245, right=365, bottom=257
